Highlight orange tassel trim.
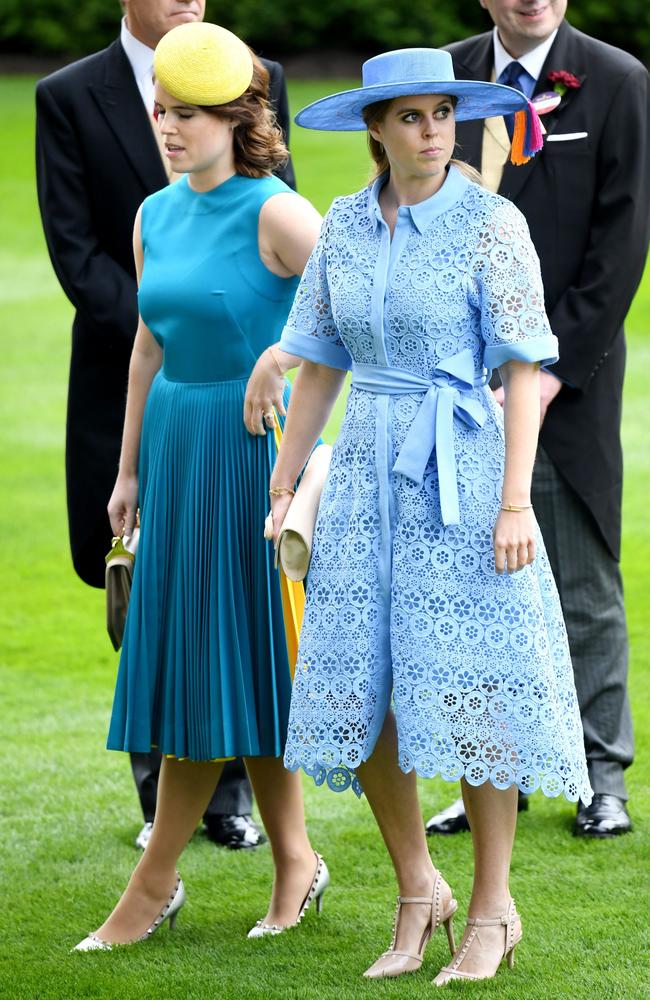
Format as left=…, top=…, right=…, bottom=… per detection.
left=510, top=109, right=529, bottom=165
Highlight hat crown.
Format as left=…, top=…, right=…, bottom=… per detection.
left=154, top=22, right=253, bottom=107
left=362, top=49, right=456, bottom=89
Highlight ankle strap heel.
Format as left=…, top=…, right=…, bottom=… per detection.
left=364, top=871, right=457, bottom=980
left=433, top=898, right=522, bottom=987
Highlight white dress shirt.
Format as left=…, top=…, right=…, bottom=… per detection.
left=492, top=25, right=559, bottom=87
left=120, top=17, right=155, bottom=114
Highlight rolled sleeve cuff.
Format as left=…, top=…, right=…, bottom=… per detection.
left=280, top=327, right=352, bottom=371
left=484, top=334, right=559, bottom=372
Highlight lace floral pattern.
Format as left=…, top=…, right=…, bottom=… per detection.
left=281, top=168, right=592, bottom=804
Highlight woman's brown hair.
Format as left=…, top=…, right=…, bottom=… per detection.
left=362, top=97, right=483, bottom=186
left=204, top=50, right=289, bottom=177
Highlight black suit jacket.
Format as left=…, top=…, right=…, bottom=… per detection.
left=448, top=21, right=650, bottom=559
left=36, top=38, right=295, bottom=587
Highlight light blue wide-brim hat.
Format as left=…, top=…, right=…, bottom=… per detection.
left=296, top=48, right=530, bottom=130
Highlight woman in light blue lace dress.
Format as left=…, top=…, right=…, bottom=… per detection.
left=270, top=50, right=592, bottom=985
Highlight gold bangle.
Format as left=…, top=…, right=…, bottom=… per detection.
left=268, top=345, right=283, bottom=376
left=269, top=486, right=295, bottom=497
left=501, top=503, right=532, bottom=512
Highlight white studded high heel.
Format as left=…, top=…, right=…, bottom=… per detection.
left=433, top=898, right=522, bottom=986
left=247, top=852, right=329, bottom=938
left=73, top=875, right=186, bottom=952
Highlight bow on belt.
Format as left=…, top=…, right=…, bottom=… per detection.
left=352, top=349, right=487, bottom=526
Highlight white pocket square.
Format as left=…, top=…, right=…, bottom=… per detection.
left=546, top=132, right=588, bottom=142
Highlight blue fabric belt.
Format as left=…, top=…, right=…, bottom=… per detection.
left=352, top=349, right=488, bottom=525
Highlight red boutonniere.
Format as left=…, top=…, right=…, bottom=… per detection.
left=547, top=70, right=581, bottom=96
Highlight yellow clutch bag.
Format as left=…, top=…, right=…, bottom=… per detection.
left=267, top=425, right=331, bottom=679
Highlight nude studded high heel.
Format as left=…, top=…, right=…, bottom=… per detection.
left=363, top=870, right=457, bottom=979
left=73, top=874, right=186, bottom=952
left=247, top=852, right=329, bottom=938
left=433, top=898, right=522, bottom=986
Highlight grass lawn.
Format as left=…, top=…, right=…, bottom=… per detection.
left=0, top=75, right=648, bottom=1000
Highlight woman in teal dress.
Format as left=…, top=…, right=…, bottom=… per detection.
left=74, top=24, right=328, bottom=951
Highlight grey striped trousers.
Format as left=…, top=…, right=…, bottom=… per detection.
left=532, top=447, right=633, bottom=799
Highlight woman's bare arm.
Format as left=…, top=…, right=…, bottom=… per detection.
left=243, top=193, right=323, bottom=436
left=268, top=360, right=347, bottom=541
left=107, top=207, right=162, bottom=537
left=492, top=359, right=540, bottom=574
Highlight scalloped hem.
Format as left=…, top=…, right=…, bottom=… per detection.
left=285, top=758, right=592, bottom=806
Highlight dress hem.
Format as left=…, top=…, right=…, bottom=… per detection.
left=284, top=759, right=593, bottom=806
left=108, top=741, right=285, bottom=762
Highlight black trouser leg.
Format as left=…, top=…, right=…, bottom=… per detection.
left=203, top=759, right=253, bottom=819
left=129, top=750, right=161, bottom=824
left=130, top=752, right=253, bottom=822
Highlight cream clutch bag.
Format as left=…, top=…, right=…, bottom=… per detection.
left=266, top=443, right=332, bottom=582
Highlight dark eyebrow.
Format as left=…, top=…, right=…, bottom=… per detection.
left=154, top=101, right=198, bottom=111
left=393, top=98, right=452, bottom=114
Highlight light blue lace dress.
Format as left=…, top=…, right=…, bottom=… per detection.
left=279, top=165, right=592, bottom=804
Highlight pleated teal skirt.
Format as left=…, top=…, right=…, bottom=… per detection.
left=107, top=372, right=292, bottom=761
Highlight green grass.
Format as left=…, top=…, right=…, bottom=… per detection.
left=0, top=76, right=648, bottom=1000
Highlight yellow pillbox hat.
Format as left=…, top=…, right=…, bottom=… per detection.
left=154, top=22, right=254, bottom=106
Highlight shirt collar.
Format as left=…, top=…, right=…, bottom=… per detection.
left=492, top=25, right=559, bottom=83
left=120, top=16, right=155, bottom=87
left=367, top=164, right=469, bottom=234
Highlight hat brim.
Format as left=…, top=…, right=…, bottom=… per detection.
left=295, top=80, right=528, bottom=131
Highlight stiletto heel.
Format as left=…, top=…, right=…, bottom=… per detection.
left=444, top=913, right=456, bottom=955
left=363, top=871, right=457, bottom=979
left=73, top=875, right=186, bottom=952
left=247, top=852, right=329, bottom=938
left=433, top=898, right=522, bottom=986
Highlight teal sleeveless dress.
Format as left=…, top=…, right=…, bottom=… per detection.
left=107, top=173, right=299, bottom=761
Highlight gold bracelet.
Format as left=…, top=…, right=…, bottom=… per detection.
left=269, top=486, right=295, bottom=498
left=501, top=503, right=532, bottom=512
left=268, top=345, right=283, bottom=376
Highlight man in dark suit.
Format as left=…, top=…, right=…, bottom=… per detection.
left=426, top=0, right=649, bottom=838
left=36, top=0, right=296, bottom=851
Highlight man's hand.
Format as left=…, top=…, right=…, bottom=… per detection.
left=538, top=370, right=563, bottom=423
left=492, top=370, right=562, bottom=426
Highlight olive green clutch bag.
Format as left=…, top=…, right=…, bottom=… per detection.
left=105, top=530, right=139, bottom=651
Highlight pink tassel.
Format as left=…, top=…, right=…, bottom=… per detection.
left=524, top=100, right=543, bottom=157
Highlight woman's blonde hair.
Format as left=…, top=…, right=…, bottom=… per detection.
left=361, top=97, right=483, bottom=187
left=203, top=50, right=289, bottom=177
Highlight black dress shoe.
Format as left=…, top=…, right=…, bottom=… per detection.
left=425, top=796, right=470, bottom=835
left=425, top=791, right=529, bottom=836
left=205, top=813, right=267, bottom=849
left=574, top=794, right=632, bottom=838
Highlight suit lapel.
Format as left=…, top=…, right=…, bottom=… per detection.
left=499, top=21, right=585, bottom=201
left=532, top=21, right=587, bottom=133
left=88, top=40, right=168, bottom=192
